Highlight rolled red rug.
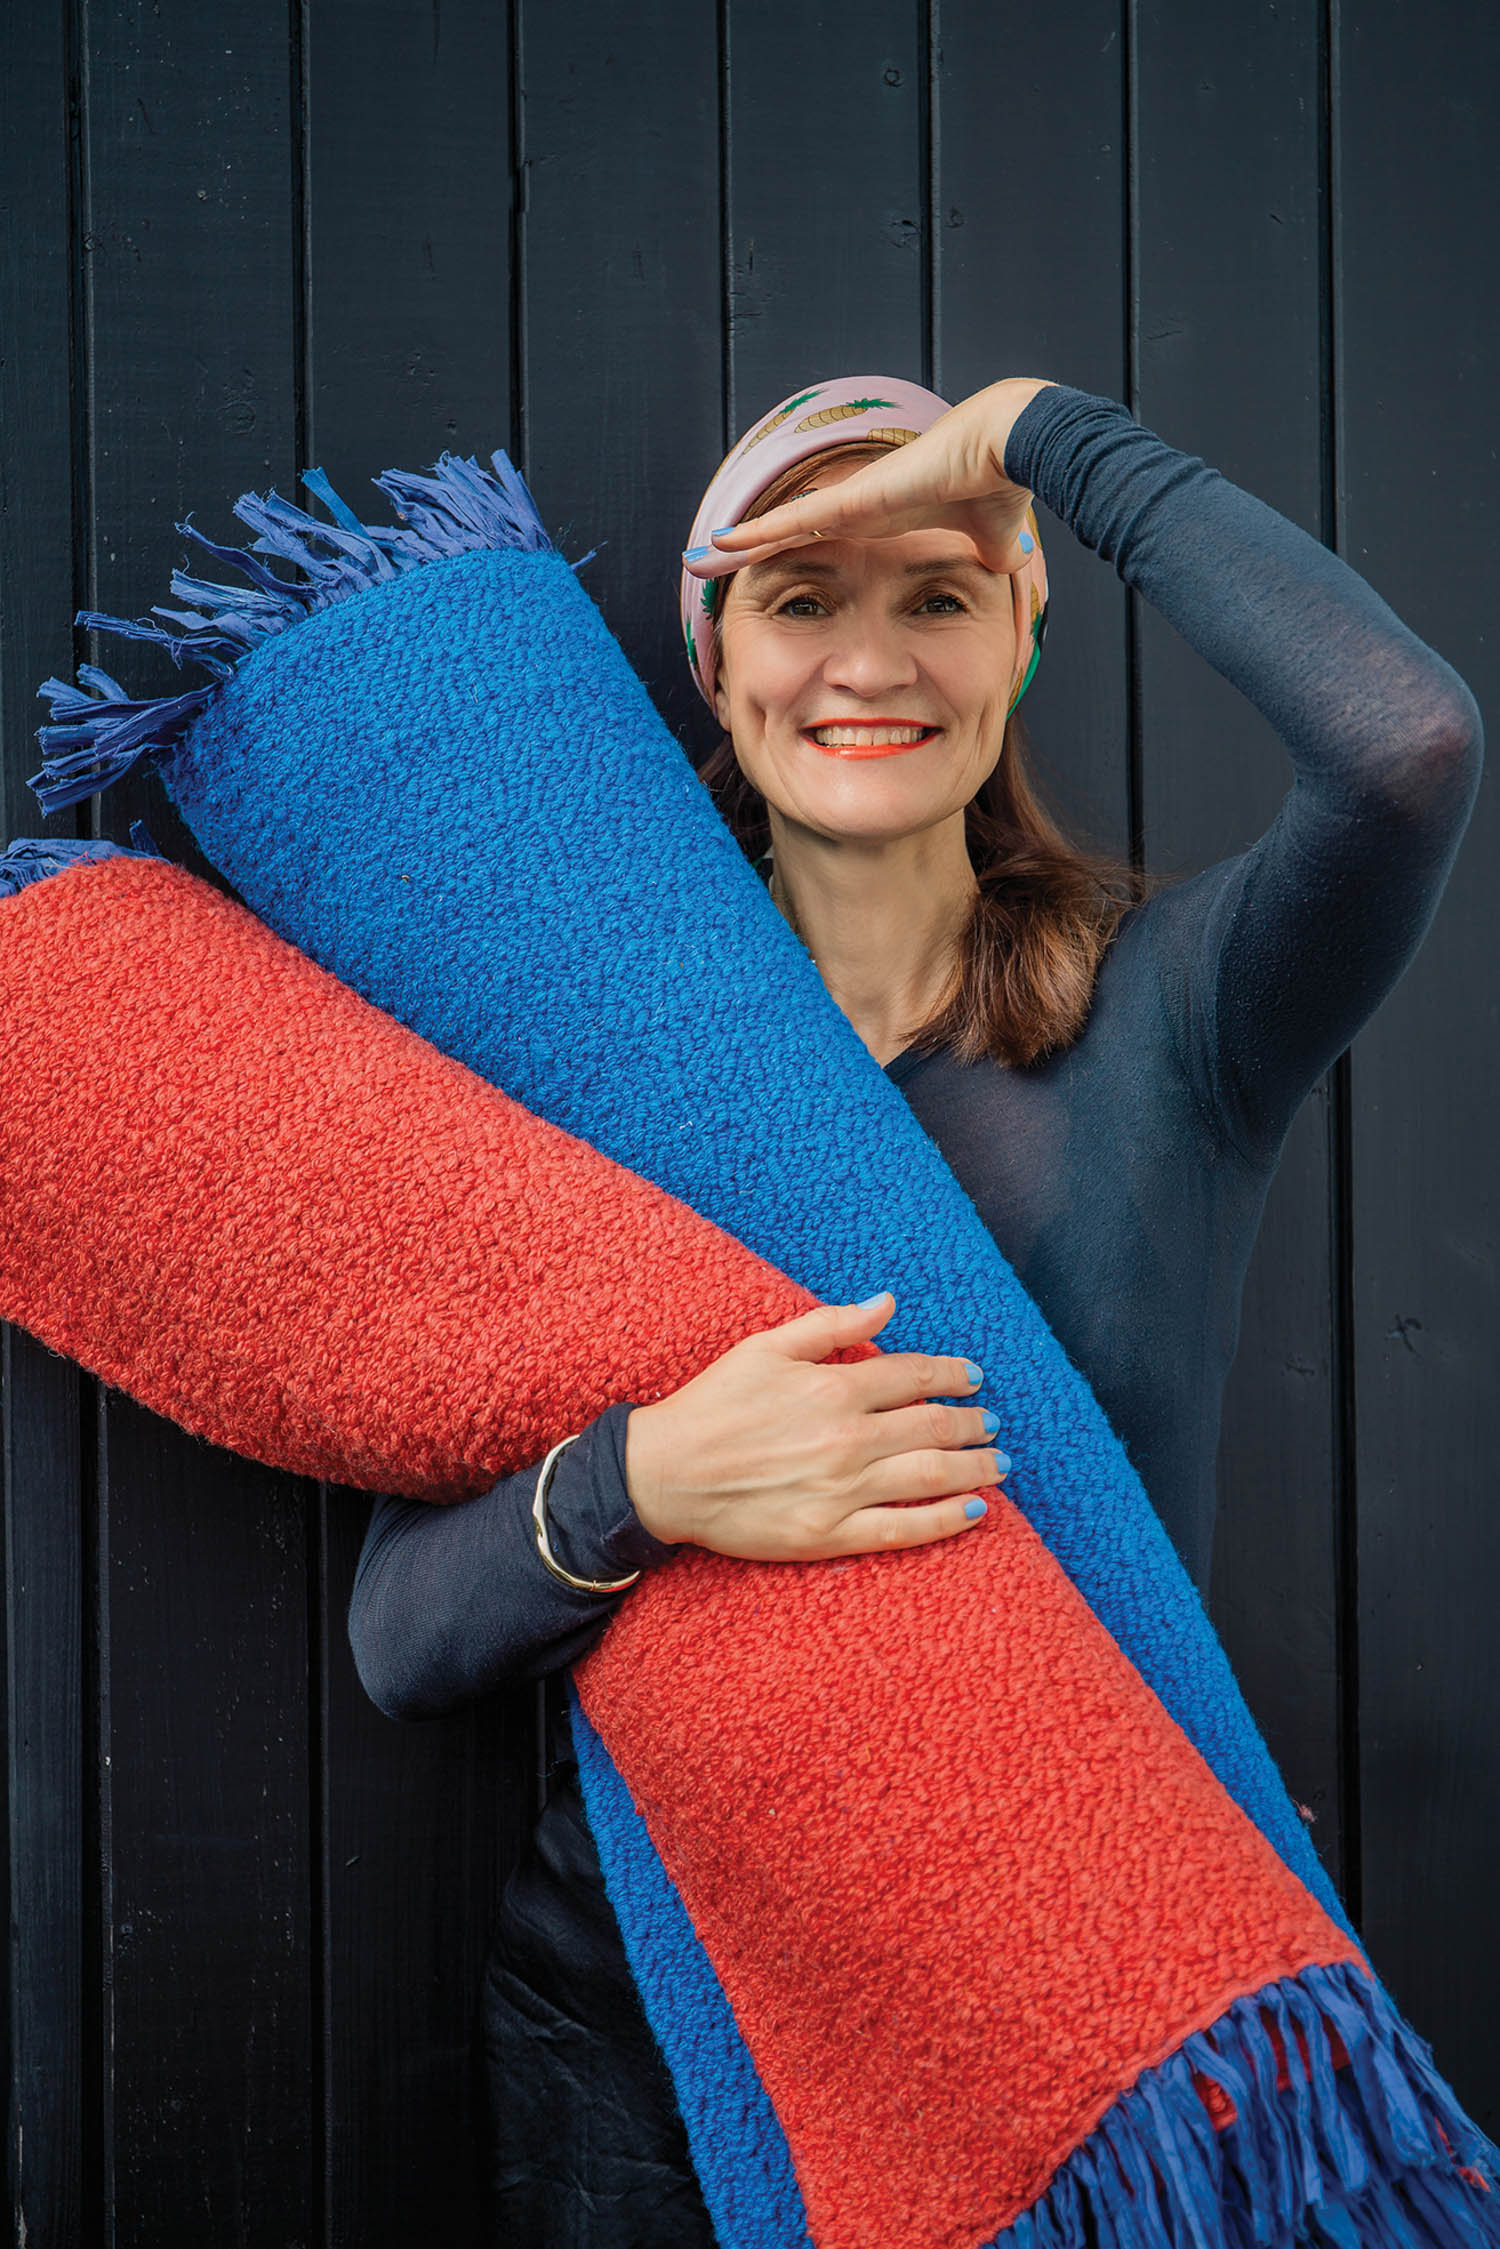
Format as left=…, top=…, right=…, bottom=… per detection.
left=1, top=841, right=1492, bottom=2248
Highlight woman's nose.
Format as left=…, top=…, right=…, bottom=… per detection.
left=820, top=612, right=919, bottom=696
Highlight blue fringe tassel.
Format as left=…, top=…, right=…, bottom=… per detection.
left=995, top=1962, right=1500, bottom=2249
left=30, top=449, right=572, bottom=816
left=0, top=835, right=150, bottom=899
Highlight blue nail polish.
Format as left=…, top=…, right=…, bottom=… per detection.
left=981, top=1409, right=1000, bottom=1435
left=1018, top=529, right=1035, bottom=554
left=962, top=1360, right=983, bottom=1386
left=964, top=1497, right=988, bottom=1520
left=683, top=545, right=711, bottom=561
left=856, top=1290, right=889, bottom=1309
left=995, top=1451, right=1011, bottom=1474
left=711, top=525, right=737, bottom=538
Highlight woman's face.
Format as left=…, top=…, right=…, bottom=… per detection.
left=712, top=454, right=1018, bottom=846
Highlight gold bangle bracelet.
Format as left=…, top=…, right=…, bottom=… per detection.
left=531, top=1432, right=644, bottom=1596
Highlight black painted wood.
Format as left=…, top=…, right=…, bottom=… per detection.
left=1133, top=0, right=1347, bottom=1889
left=1338, top=0, right=1499, bottom=2134
left=321, top=1491, right=524, bottom=2247
left=3, top=5, right=1498, bottom=2237
left=726, top=1, right=927, bottom=434
left=517, top=0, right=723, bottom=744
left=1, top=2, right=92, bottom=2237
left=99, top=1414, right=315, bottom=2244
left=2, top=1336, right=87, bottom=2243
left=76, top=5, right=316, bottom=2241
left=933, top=0, right=1133, bottom=859
left=299, top=9, right=525, bottom=2236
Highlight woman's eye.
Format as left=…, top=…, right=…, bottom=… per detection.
left=772, top=589, right=967, bottom=619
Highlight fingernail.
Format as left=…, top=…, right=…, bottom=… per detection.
left=856, top=1291, right=889, bottom=1309
left=711, top=525, right=738, bottom=538
left=995, top=1451, right=1011, bottom=1475
left=962, top=1360, right=983, bottom=1386
left=1018, top=529, right=1035, bottom=554
left=981, top=1409, right=1000, bottom=1435
left=964, top=1497, right=988, bottom=1520
left=683, top=545, right=711, bottom=561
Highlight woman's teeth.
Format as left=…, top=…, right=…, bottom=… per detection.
left=807, top=725, right=934, bottom=747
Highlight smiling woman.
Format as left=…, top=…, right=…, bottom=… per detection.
left=351, top=370, right=1485, bottom=2245
left=694, top=430, right=1139, bottom=1068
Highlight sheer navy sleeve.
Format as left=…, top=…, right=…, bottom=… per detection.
left=352, top=385, right=1484, bottom=1724
left=348, top=1401, right=675, bottom=1721
left=1005, top=384, right=1483, bottom=1161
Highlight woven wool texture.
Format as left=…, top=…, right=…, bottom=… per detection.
left=576, top=1510, right=1363, bottom=2248
left=149, top=544, right=1340, bottom=1931
left=0, top=851, right=1364, bottom=2248
left=0, top=856, right=821, bottom=1492
left=68, top=533, right=1395, bottom=2235
left=27, top=437, right=1500, bottom=2241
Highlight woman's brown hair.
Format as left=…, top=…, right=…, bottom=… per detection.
left=693, top=440, right=1143, bottom=1069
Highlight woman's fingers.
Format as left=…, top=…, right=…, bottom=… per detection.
left=710, top=442, right=944, bottom=555
left=686, top=461, right=980, bottom=577
left=854, top=1442, right=1006, bottom=1510
left=626, top=1291, right=1008, bottom=1559
left=832, top=1492, right=993, bottom=1557
left=685, top=378, right=1052, bottom=579
left=836, top=1344, right=984, bottom=1412
left=759, top=1293, right=897, bottom=1362
left=683, top=487, right=1033, bottom=582
left=854, top=1395, right=1007, bottom=1473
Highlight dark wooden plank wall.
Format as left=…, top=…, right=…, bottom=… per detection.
left=2, top=1, right=1494, bottom=2238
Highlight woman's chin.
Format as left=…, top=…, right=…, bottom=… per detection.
left=780, top=795, right=967, bottom=848
left=817, top=767, right=973, bottom=828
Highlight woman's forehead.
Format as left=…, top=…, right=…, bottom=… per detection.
left=733, top=531, right=998, bottom=595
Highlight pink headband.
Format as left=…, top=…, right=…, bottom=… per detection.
left=679, top=373, right=1048, bottom=718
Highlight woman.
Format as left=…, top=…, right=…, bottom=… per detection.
left=349, top=372, right=1482, bottom=2243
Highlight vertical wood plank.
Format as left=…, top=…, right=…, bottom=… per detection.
left=320, top=1495, right=525, bottom=2249
left=2, top=1338, right=87, bottom=2246
left=99, top=1415, right=314, bottom=2242
left=726, top=0, right=926, bottom=431
left=1338, top=1, right=1499, bottom=2133
left=77, top=5, right=318, bottom=2238
left=304, top=0, right=514, bottom=491
left=1, top=1, right=91, bottom=2239
left=1, top=3, right=1494, bottom=2230
left=303, top=14, right=525, bottom=2236
left=933, top=0, right=1132, bottom=859
left=1134, top=0, right=1346, bottom=1887
left=518, top=0, right=723, bottom=742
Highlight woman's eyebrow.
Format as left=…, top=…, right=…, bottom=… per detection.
left=741, top=554, right=841, bottom=586
left=898, top=555, right=992, bottom=580
left=742, top=552, right=990, bottom=587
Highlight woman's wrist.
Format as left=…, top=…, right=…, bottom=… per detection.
left=544, top=1402, right=679, bottom=1584
left=1000, top=381, right=1118, bottom=499
left=621, top=1400, right=686, bottom=1549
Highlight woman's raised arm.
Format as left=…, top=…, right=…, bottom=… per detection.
left=1004, top=383, right=1482, bottom=1159
left=696, top=377, right=1481, bottom=1161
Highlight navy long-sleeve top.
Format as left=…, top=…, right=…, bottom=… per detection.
left=349, top=382, right=1482, bottom=1715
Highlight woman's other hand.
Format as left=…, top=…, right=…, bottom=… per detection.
left=624, top=1292, right=1007, bottom=1561
left=682, top=376, right=1058, bottom=580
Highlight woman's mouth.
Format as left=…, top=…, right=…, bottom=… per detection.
left=801, top=721, right=941, bottom=759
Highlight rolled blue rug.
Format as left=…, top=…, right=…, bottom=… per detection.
left=31, top=455, right=1498, bottom=2247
